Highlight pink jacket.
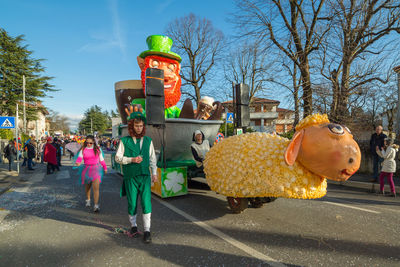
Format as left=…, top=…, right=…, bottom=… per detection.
left=76, top=147, right=107, bottom=171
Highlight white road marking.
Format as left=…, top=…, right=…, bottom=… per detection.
left=152, top=196, right=285, bottom=267
left=30, top=172, right=45, bottom=183
left=56, top=170, right=70, bottom=180
left=323, top=201, right=381, bottom=214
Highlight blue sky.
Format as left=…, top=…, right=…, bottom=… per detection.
left=0, top=0, right=239, bottom=129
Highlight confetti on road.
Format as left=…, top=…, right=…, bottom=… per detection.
left=56, top=170, right=71, bottom=180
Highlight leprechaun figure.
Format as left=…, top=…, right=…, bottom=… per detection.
left=115, top=112, right=157, bottom=243
left=132, top=35, right=183, bottom=118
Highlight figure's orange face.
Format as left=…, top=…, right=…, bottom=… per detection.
left=138, top=55, right=181, bottom=109
left=285, top=123, right=361, bottom=181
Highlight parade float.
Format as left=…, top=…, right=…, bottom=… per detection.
left=111, top=35, right=223, bottom=198
left=204, top=113, right=362, bottom=213
left=111, top=35, right=362, bottom=213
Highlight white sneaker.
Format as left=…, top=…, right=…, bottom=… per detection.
left=93, top=204, right=100, bottom=212
left=85, top=199, right=91, bottom=207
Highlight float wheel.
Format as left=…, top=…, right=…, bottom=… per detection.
left=249, top=197, right=264, bottom=208
left=227, top=197, right=248, bottom=213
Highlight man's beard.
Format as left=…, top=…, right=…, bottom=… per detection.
left=141, top=70, right=181, bottom=109
left=164, top=78, right=181, bottom=109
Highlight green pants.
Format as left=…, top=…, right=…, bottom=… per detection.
left=121, top=175, right=152, bottom=216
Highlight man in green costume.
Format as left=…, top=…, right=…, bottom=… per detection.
left=115, top=112, right=157, bottom=243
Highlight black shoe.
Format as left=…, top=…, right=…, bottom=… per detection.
left=387, top=192, right=396, bottom=198
left=130, top=226, right=139, bottom=237
left=143, top=231, right=151, bottom=243
left=28, top=168, right=34, bottom=171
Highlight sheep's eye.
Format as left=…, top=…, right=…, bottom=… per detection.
left=328, top=123, right=344, bottom=135
left=344, top=126, right=351, bottom=134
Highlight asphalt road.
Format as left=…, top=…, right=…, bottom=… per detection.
left=0, top=154, right=399, bottom=267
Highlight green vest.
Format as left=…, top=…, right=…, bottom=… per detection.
left=121, top=136, right=152, bottom=178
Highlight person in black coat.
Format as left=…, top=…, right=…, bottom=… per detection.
left=52, top=138, right=62, bottom=170
left=26, top=140, right=36, bottom=170
left=3, top=140, right=17, bottom=171
left=370, top=125, right=387, bottom=182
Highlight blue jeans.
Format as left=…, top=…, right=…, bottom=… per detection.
left=373, top=154, right=383, bottom=179
left=27, top=158, right=33, bottom=170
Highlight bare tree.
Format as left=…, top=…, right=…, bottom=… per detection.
left=380, top=73, right=398, bottom=134
left=165, top=13, right=224, bottom=106
left=233, top=0, right=330, bottom=117
left=320, top=0, right=400, bottom=123
left=47, top=110, right=70, bottom=134
left=223, top=39, right=275, bottom=103
left=269, top=58, right=302, bottom=127
left=313, top=84, right=332, bottom=114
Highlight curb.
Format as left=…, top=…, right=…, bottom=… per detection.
left=0, top=184, right=11, bottom=196
left=328, top=180, right=400, bottom=194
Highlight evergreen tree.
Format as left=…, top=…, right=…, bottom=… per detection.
left=111, top=108, right=120, bottom=118
left=78, top=105, right=111, bottom=135
left=0, top=28, right=55, bottom=120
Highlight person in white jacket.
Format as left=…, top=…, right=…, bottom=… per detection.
left=376, top=138, right=398, bottom=197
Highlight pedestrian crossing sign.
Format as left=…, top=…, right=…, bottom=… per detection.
left=226, top=113, right=234, bottom=123
left=0, top=116, right=15, bottom=129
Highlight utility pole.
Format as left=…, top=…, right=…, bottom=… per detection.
left=23, top=75, right=26, bottom=134
left=394, top=66, right=400, bottom=139
left=16, top=103, right=20, bottom=174
left=91, top=117, right=93, bottom=134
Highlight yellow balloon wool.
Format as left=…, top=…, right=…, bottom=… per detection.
left=204, top=114, right=330, bottom=199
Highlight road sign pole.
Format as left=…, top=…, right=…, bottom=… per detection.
left=16, top=104, right=19, bottom=174
left=225, top=107, right=227, bottom=137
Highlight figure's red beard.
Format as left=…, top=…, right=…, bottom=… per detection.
left=141, top=69, right=181, bottom=109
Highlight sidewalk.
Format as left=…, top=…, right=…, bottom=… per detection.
left=329, top=172, right=400, bottom=194
left=0, top=160, right=43, bottom=196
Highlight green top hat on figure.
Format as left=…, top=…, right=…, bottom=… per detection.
left=139, top=35, right=182, bottom=62
left=128, top=111, right=147, bottom=124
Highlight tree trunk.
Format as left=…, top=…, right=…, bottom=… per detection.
left=292, top=62, right=300, bottom=127
left=336, top=60, right=351, bottom=123
left=195, top=85, right=201, bottom=108
left=299, top=57, right=312, bottom=117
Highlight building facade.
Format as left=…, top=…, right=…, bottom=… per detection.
left=15, top=102, right=50, bottom=139
left=222, top=97, right=295, bottom=133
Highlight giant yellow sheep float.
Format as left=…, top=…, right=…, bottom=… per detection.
left=204, top=114, right=361, bottom=213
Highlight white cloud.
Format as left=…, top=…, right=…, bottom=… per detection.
left=78, top=0, right=126, bottom=56
left=64, top=113, right=84, bottom=131
left=156, top=0, right=175, bottom=14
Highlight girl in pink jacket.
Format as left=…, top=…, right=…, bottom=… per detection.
left=75, top=135, right=107, bottom=212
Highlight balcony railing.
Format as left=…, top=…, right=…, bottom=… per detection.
left=223, top=111, right=278, bottom=120
left=250, top=112, right=278, bottom=119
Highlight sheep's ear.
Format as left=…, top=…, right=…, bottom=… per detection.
left=137, top=56, right=145, bottom=70
left=284, top=130, right=304, bottom=166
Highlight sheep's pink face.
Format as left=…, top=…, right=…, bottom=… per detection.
left=297, top=123, right=361, bottom=181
